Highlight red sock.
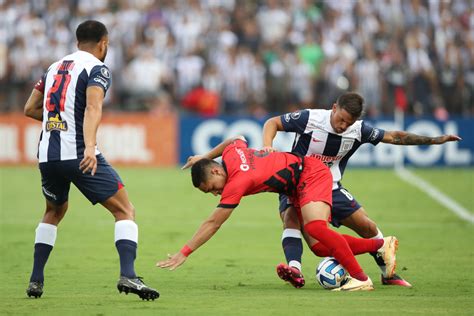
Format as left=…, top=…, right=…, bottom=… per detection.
left=304, top=220, right=368, bottom=281
left=311, top=235, right=383, bottom=257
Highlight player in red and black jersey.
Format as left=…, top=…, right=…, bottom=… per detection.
left=157, top=136, right=399, bottom=291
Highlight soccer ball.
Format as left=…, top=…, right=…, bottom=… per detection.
left=316, top=257, right=348, bottom=289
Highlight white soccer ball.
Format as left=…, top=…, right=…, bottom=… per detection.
left=316, top=257, right=348, bottom=289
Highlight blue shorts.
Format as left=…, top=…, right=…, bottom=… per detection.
left=278, top=186, right=361, bottom=228
left=39, top=154, right=124, bottom=205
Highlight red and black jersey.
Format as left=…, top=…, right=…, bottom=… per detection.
left=218, top=139, right=303, bottom=208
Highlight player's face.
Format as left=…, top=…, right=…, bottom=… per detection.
left=198, top=168, right=226, bottom=196
left=330, top=104, right=358, bottom=134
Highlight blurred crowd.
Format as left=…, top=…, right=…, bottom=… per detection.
left=1, top=0, right=473, bottom=118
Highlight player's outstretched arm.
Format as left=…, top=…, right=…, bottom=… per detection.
left=156, top=207, right=234, bottom=270
left=24, top=89, right=44, bottom=122
left=181, top=135, right=246, bottom=169
left=382, top=130, right=462, bottom=145
left=262, top=116, right=284, bottom=152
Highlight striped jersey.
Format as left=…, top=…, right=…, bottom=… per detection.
left=280, top=109, right=385, bottom=189
left=34, top=50, right=111, bottom=162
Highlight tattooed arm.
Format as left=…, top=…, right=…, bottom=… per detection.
left=382, top=131, right=462, bottom=145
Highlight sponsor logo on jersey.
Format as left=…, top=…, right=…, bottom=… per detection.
left=235, top=147, right=249, bottom=171
left=369, top=128, right=381, bottom=142
left=46, top=114, right=68, bottom=132
left=312, top=137, right=323, bottom=143
left=94, top=76, right=108, bottom=89
left=310, top=153, right=342, bottom=163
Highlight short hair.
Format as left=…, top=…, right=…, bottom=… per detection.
left=76, top=20, right=108, bottom=44
left=191, top=158, right=220, bottom=187
left=336, top=92, right=364, bottom=118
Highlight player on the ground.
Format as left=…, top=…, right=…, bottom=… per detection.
left=156, top=136, right=399, bottom=292
left=262, top=92, right=461, bottom=288
left=23, top=20, right=159, bottom=300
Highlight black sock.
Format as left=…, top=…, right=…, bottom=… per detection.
left=115, top=239, right=137, bottom=278
left=30, top=243, right=53, bottom=283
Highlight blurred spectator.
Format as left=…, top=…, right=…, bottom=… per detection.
left=0, top=0, right=472, bottom=117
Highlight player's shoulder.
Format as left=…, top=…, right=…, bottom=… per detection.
left=340, top=120, right=364, bottom=139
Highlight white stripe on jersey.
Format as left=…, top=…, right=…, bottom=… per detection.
left=283, top=109, right=383, bottom=189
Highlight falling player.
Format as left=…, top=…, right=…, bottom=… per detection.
left=157, top=136, right=399, bottom=291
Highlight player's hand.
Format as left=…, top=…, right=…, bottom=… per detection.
left=262, top=146, right=277, bottom=153
left=434, top=135, right=462, bottom=144
left=181, top=155, right=205, bottom=170
left=79, top=146, right=97, bottom=175
left=156, top=252, right=187, bottom=270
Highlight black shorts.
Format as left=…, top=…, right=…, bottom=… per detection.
left=278, top=186, right=361, bottom=228
left=39, top=154, right=124, bottom=205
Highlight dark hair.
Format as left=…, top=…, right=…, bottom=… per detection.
left=336, top=92, right=364, bottom=118
left=191, top=158, right=220, bottom=187
left=76, top=20, right=108, bottom=44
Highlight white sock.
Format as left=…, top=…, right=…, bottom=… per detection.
left=281, top=228, right=302, bottom=241
left=35, top=223, right=57, bottom=246
left=370, top=228, right=384, bottom=240
left=114, top=220, right=138, bottom=243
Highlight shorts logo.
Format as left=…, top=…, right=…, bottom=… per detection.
left=100, top=67, right=110, bottom=78
left=46, top=114, right=68, bottom=132
left=290, top=111, right=301, bottom=120
left=284, top=113, right=291, bottom=122
left=42, top=186, right=57, bottom=200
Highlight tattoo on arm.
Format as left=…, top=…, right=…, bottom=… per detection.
left=391, top=132, right=437, bottom=145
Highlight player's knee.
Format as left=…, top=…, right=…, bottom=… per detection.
left=360, top=219, right=378, bottom=238
left=113, top=203, right=135, bottom=221
left=43, top=202, right=68, bottom=224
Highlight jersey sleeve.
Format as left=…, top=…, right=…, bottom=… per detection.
left=280, top=110, right=310, bottom=134
left=217, top=178, right=250, bottom=209
left=360, top=121, right=385, bottom=145
left=34, top=73, right=47, bottom=94
left=88, top=65, right=111, bottom=94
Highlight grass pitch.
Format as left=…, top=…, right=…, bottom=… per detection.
left=0, top=167, right=473, bottom=315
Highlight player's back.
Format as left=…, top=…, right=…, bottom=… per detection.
left=222, top=139, right=304, bottom=196
left=37, top=50, right=111, bottom=163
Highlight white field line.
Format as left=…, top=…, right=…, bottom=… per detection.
left=395, top=167, right=474, bottom=223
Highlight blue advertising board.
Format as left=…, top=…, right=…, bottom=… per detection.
left=179, top=116, right=473, bottom=167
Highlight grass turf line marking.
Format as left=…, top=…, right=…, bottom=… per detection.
left=395, top=167, right=474, bottom=224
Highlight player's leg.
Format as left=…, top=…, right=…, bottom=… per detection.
left=340, top=207, right=411, bottom=287
left=276, top=195, right=305, bottom=288
left=74, top=154, right=159, bottom=300
left=27, top=162, right=71, bottom=298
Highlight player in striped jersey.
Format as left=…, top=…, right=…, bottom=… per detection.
left=263, top=92, right=461, bottom=288
left=23, top=20, right=158, bottom=300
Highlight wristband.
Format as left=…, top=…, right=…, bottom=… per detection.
left=180, top=245, right=193, bottom=257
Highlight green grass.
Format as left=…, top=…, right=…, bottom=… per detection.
left=0, top=167, right=473, bottom=315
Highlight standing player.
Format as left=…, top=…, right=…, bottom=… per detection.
left=262, top=92, right=461, bottom=288
left=157, top=136, right=399, bottom=292
left=23, top=20, right=159, bottom=300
